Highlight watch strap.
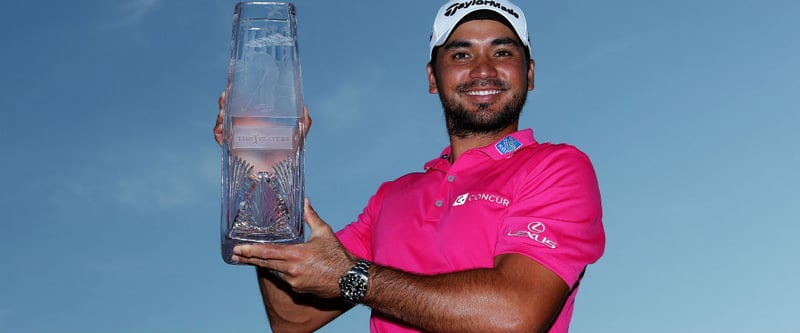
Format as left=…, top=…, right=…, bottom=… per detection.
left=351, top=258, right=371, bottom=275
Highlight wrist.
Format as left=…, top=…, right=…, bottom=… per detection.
left=338, top=258, right=372, bottom=304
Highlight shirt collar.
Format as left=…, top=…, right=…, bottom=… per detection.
left=423, top=129, right=537, bottom=171
left=479, top=128, right=537, bottom=160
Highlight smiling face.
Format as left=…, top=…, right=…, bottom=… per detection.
left=428, top=19, right=534, bottom=138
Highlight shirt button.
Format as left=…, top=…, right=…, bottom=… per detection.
left=435, top=200, right=443, bottom=207
left=447, top=175, right=455, bottom=182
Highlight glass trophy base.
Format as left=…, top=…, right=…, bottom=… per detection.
left=221, top=155, right=304, bottom=265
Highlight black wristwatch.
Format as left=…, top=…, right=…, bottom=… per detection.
left=338, top=258, right=371, bottom=304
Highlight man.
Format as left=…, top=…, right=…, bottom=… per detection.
left=217, top=1, right=605, bottom=332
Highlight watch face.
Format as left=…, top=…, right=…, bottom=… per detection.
left=339, top=259, right=371, bottom=304
left=340, top=273, right=368, bottom=302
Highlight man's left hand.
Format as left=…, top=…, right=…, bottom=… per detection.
left=232, top=199, right=355, bottom=298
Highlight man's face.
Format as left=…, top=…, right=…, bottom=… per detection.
left=428, top=19, right=534, bottom=138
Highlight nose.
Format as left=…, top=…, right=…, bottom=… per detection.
left=469, top=55, right=497, bottom=79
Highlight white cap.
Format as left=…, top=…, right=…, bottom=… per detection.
left=429, top=0, right=530, bottom=61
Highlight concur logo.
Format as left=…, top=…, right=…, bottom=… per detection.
left=452, top=192, right=510, bottom=207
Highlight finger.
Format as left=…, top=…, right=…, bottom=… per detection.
left=232, top=245, right=294, bottom=271
left=233, top=244, right=289, bottom=261
left=234, top=255, right=291, bottom=273
left=232, top=253, right=271, bottom=267
left=214, top=117, right=223, bottom=145
left=303, top=198, right=331, bottom=235
left=218, top=90, right=227, bottom=110
left=302, top=105, right=312, bottom=137
left=214, top=91, right=226, bottom=145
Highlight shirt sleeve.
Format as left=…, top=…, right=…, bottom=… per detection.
left=495, top=145, right=606, bottom=287
left=335, top=182, right=390, bottom=261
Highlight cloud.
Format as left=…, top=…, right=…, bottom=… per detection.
left=42, top=146, right=218, bottom=218
left=107, top=0, right=163, bottom=28
left=108, top=149, right=219, bottom=212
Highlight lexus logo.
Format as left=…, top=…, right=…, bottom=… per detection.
left=507, top=221, right=557, bottom=249
left=528, top=222, right=545, bottom=233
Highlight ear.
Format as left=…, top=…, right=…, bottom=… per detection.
left=527, top=59, right=535, bottom=91
left=426, top=63, right=438, bottom=94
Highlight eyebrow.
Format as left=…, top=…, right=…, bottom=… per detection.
left=443, top=37, right=521, bottom=51
left=492, top=37, right=520, bottom=47
left=443, top=40, right=472, bottom=50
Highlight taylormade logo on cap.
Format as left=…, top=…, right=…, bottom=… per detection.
left=429, top=0, right=530, bottom=60
left=444, top=1, right=520, bottom=19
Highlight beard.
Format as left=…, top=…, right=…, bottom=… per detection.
left=438, top=78, right=527, bottom=138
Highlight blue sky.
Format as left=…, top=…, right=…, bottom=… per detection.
left=1, top=0, right=798, bottom=332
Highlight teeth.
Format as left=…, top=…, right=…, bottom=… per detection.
left=466, top=90, right=501, bottom=96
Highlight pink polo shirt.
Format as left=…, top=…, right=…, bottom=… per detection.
left=336, top=129, right=605, bottom=333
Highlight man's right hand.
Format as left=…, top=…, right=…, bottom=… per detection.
left=214, top=91, right=225, bottom=145
left=213, top=90, right=312, bottom=146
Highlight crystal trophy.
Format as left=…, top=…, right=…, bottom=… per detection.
left=221, top=2, right=306, bottom=264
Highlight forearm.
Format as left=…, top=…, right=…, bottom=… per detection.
left=363, top=255, right=568, bottom=333
left=255, top=268, right=350, bottom=333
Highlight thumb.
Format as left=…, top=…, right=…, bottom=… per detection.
left=303, top=198, right=332, bottom=236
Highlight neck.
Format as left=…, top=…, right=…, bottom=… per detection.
left=447, top=124, right=518, bottom=163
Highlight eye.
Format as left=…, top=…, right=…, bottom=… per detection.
left=495, top=50, right=513, bottom=57
left=452, top=52, right=470, bottom=60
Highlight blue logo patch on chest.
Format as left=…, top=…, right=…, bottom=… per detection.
left=495, top=136, right=522, bottom=155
